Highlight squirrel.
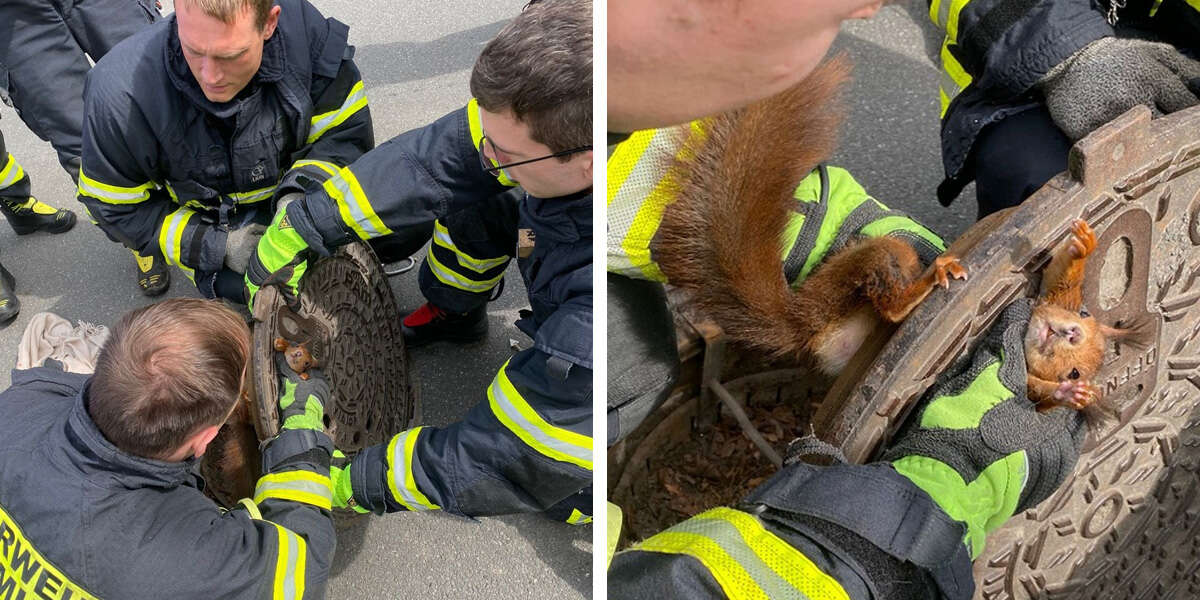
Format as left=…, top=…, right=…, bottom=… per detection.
left=653, top=57, right=966, bottom=376
left=274, top=337, right=317, bottom=379
left=1025, top=219, right=1148, bottom=418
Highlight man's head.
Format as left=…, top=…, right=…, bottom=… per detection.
left=609, top=0, right=884, bottom=132
left=175, top=0, right=281, bottom=103
left=88, top=298, right=251, bottom=461
left=470, top=0, right=592, bottom=198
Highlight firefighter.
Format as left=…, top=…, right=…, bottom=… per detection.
left=929, top=0, right=1200, bottom=217
left=0, top=298, right=336, bottom=599
left=605, top=1, right=1088, bottom=598
left=77, top=0, right=372, bottom=302
left=246, top=0, right=593, bottom=523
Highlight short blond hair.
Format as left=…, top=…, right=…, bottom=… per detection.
left=177, top=0, right=273, bottom=29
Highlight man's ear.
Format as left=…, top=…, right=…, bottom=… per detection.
left=262, top=5, right=282, bottom=40
left=580, top=150, right=593, bottom=182
left=848, top=1, right=884, bottom=20
left=187, top=424, right=224, bottom=458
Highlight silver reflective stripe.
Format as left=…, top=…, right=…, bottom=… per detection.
left=282, top=529, right=299, bottom=600
left=940, top=68, right=963, bottom=103
left=0, top=154, right=22, bottom=189
left=489, top=377, right=592, bottom=465
left=162, top=210, right=190, bottom=264
left=78, top=178, right=146, bottom=203
left=608, top=127, right=686, bottom=275
left=308, top=82, right=366, bottom=143
left=389, top=429, right=435, bottom=510
left=328, top=176, right=385, bottom=238
left=939, top=0, right=952, bottom=30
left=232, top=186, right=275, bottom=204
left=670, top=517, right=804, bottom=599
left=427, top=250, right=501, bottom=292
left=255, top=479, right=331, bottom=502
left=433, top=225, right=508, bottom=272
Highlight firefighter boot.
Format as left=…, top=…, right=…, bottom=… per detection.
left=0, top=262, right=19, bottom=323
left=0, top=196, right=76, bottom=235
left=401, top=302, right=488, bottom=347
left=133, top=249, right=170, bottom=297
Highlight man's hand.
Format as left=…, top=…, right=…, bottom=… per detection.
left=245, top=201, right=311, bottom=311
left=882, top=300, right=1086, bottom=558
left=276, top=351, right=329, bottom=432
left=1039, top=36, right=1200, bottom=140
left=224, top=223, right=267, bottom=274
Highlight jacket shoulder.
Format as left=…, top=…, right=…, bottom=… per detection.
left=278, top=0, right=351, bottom=79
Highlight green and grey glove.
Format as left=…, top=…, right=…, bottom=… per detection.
left=223, top=223, right=268, bottom=274
left=882, top=299, right=1086, bottom=558
left=246, top=201, right=311, bottom=311
left=1038, top=36, right=1200, bottom=141
left=275, top=351, right=328, bottom=432
left=329, top=449, right=368, bottom=513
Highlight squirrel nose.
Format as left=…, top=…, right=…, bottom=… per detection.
left=1066, top=326, right=1082, bottom=344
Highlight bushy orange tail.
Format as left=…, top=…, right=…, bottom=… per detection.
left=654, top=57, right=851, bottom=358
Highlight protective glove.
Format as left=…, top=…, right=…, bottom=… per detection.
left=245, top=201, right=311, bottom=311
left=882, top=299, right=1086, bottom=558
left=223, top=223, right=267, bottom=274
left=1038, top=36, right=1200, bottom=141
left=275, top=350, right=328, bottom=432
left=328, top=449, right=368, bottom=513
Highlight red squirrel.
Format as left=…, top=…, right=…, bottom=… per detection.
left=1026, top=219, right=1147, bottom=415
left=653, top=58, right=966, bottom=375
left=273, top=337, right=316, bottom=379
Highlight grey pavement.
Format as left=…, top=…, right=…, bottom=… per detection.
left=0, top=0, right=590, bottom=598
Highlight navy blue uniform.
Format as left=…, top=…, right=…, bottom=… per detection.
left=0, top=367, right=336, bottom=599
left=77, top=0, right=372, bottom=299
left=284, top=101, right=594, bottom=520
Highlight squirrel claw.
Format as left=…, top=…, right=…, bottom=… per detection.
left=1069, top=220, right=1096, bottom=259
left=932, top=255, right=968, bottom=289
left=1054, top=379, right=1098, bottom=410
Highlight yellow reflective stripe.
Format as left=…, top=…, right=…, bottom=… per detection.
left=1187, top=0, right=1200, bottom=12
left=630, top=508, right=849, bottom=600
left=291, top=159, right=339, bottom=178
left=0, top=154, right=25, bottom=190
left=566, top=508, right=592, bottom=525
left=938, top=39, right=973, bottom=117
left=307, top=80, right=368, bottom=144
left=77, top=170, right=153, bottom=204
left=426, top=248, right=505, bottom=292
left=0, top=503, right=101, bottom=599
left=230, top=185, right=276, bottom=204
left=157, top=207, right=195, bottom=267
left=253, top=471, right=333, bottom=511
left=605, top=131, right=653, bottom=204
left=265, top=522, right=306, bottom=600
left=944, top=0, right=972, bottom=41
left=466, top=98, right=517, bottom=187
left=432, top=220, right=509, bottom=273
left=384, top=427, right=441, bottom=511
left=605, top=127, right=683, bottom=281
left=237, top=498, right=264, bottom=520
left=488, top=359, right=593, bottom=470
left=322, top=166, right=393, bottom=240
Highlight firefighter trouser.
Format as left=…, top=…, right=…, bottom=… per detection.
left=606, top=273, right=678, bottom=445
left=417, top=191, right=520, bottom=314
left=973, top=105, right=1071, bottom=220
left=0, top=130, right=32, bottom=201
left=0, top=0, right=158, bottom=179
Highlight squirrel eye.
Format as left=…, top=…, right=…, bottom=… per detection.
left=1069, top=368, right=1081, bottom=380
left=1079, top=308, right=1090, bottom=318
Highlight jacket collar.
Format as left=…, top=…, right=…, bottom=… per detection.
left=522, top=188, right=592, bottom=245
left=63, top=383, right=200, bottom=490
left=164, top=14, right=287, bottom=119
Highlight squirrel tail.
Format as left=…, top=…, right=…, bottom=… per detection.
left=654, top=56, right=851, bottom=359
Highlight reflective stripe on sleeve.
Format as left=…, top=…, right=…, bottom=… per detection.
left=0, top=153, right=25, bottom=190
left=321, top=166, right=393, bottom=240
left=385, top=427, right=441, bottom=511
left=432, top=220, right=509, bottom=273
left=290, top=159, right=340, bottom=178
left=627, top=507, right=850, bottom=600
left=265, top=522, right=307, bottom=600
left=77, top=170, right=154, bottom=204
left=487, top=360, right=593, bottom=470
left=231, top=185, right=276, bottom=204
left=938, top=39, right=973, bottom=117
left=466, top=98, right=518, bottom=187
left=253, top=470, right=333, bottom=511
left=306, top=80, right=368, bottom=144
left=157, top=207, right=195, bottom=267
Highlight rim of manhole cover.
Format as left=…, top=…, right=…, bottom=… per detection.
left=813, top=105, right=1200, bottom=599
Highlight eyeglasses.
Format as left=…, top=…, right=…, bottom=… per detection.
left=478, top=135, right=591, bottom=176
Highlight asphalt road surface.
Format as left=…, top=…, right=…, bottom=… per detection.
left=0, top=1, right=973, bottom=598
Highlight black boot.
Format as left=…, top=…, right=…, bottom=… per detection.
left=0, top=263, right=20, bottom=323
left=0, top=196, right=76, bottom=235
left=133, top=249, right=170, bottom=297
left=401, top=302, right=488, bottom=347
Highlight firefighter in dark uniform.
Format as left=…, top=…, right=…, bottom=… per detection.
left=246, top=0, right=594, bottom=523
left=77, top=0, right=372, bottom=302
left=0, top=0, right=156, bottom=316
left=930, top=0, right=1200, bottom=217
left=0, top=298, right=336, bottom=599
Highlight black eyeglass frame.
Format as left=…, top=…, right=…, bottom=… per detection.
left=478, top=135, right=592, bottom=175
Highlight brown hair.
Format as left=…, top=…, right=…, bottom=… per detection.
left=176, top=0, right=273, bottom=30
left=88, top=298, right=251, bottom=459
left=470, top=0, right=592, bottom=154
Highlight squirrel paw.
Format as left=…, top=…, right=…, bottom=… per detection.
left=1054, top=379, right=1098, bottom=410
left=932, top=255, right=968, bottom=289
left=1069, top=220, right=1096, bottom=259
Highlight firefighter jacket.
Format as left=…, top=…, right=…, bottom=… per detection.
left=930, top=0, right=1199, bottom=204
left=284, top=101, right=593, bottom=517
left=607, top=126, right=945, bottom=283
left=77, top=0, right=372, bottom=288
left=0, top=366, right=336, bottom=599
